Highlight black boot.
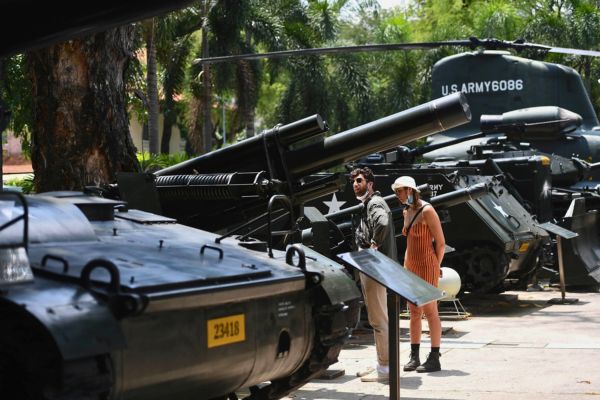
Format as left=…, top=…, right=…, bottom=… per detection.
left=416, top=352, right=441, bottom=373
left=403, top=351, right=420, bottom=371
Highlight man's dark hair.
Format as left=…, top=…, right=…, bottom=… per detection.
left=350, top=167, right=375, bottom=183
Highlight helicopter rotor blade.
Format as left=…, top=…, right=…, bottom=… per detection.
left=194, top=40, right=473, bottom=65
left=548, top=47, right=600, bottom=57
left=194, top=37, right=600, bottom=65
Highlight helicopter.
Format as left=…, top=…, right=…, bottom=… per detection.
left=423, top=44, right=600, bottom=180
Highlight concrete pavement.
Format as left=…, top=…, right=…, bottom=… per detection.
left=286, top=289, right=600, bottom=399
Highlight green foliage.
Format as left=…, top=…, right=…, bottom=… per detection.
left=4, top=175, right=35, bottom=194
left=470, top=1, right=523, bottom=38
left=136, top=151, right=191, bottom=172
left=2, top=54, right=33, bottom=155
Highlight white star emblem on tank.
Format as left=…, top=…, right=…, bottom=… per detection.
left=491, top=200, right=509, bottom=218
left=323, top=193, right=346, bottom=214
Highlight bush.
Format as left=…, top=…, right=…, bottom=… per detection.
left=137, top=152, right=191, bottom=172
left=4, top=175, right=35, bottom=194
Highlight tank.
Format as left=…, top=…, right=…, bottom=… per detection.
left=430, top=109, right=600, bottom=289
left=0, top=191, right=361, bottom=399
left=307, top=163, right=548, bottom=293
left=421, top=50, right=600, bottom=289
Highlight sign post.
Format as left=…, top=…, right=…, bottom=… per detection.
left=536, top=222, right=579, bottom=304
left=339, top=249, right=445, bottom=400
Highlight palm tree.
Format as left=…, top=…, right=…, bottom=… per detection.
left=520, top=0, right=600, bottom=113
left=186, top=0, right=351, bottom=153
left=155, top=8, right=199, bottom=153
left=143, top=18, right=160, bottom=154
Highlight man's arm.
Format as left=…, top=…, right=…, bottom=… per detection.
left=368, top=200, right=391, bottom=247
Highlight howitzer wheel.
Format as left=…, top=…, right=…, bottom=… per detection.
left=466, top=245, right=509, bottom=293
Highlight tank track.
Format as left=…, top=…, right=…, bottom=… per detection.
left=444, top=244, right=510, bottom=293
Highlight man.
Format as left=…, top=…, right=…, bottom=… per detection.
left=351, top=167, right=397, bottom=383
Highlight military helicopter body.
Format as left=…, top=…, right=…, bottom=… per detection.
left=424, top=50, right=600, bottom=169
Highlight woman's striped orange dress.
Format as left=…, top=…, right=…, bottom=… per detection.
left=405, top=205, right=440, bottom=287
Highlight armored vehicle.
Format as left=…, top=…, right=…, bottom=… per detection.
left=0, top=191, right=361, bottom=399
left=309, top=161, right=549, bottom=293
left=421, top=49, right=600, bottom=288
left=0, top=2, right=361, bottom=400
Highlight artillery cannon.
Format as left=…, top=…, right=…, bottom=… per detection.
left=118, top=92, right=472, bottom=239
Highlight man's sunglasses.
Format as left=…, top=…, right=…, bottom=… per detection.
left=352, top=177, right=364, bottom=184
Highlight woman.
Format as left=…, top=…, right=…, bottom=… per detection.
left=391, top=176, right=445, bottom=373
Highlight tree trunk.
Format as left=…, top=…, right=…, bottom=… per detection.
left=161, top=110, right=174, bottom=154
left=0, top=58, right=6, bottom=190
left=186, top=97, right=205, bottom=155
left=243, top=31, right=255, bottom=139
left=28, top=26, right=140, bottom=192
left=145, top=19, right=160, bottom=154
left=160, top=72, right=175, bottom=154
left=237, top=60, right=257, bottom=139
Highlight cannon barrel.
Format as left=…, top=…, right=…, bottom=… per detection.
left=391, top=131, right=485, bottom=164
left=326, top=182, right=488, bottom=223
left=156, top=114, right=327, bottom=176
left=156, top=92, right=471, bottom=179
left=411, top=131, right=485, bottom=157
left=301, top=182, right=489, bottom=248
left=286, top=92, right=470, bottom=177
left=427, top=182, right=489, bottom=208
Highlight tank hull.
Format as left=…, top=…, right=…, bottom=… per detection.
left=0, top=193, right=360, bottom=399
